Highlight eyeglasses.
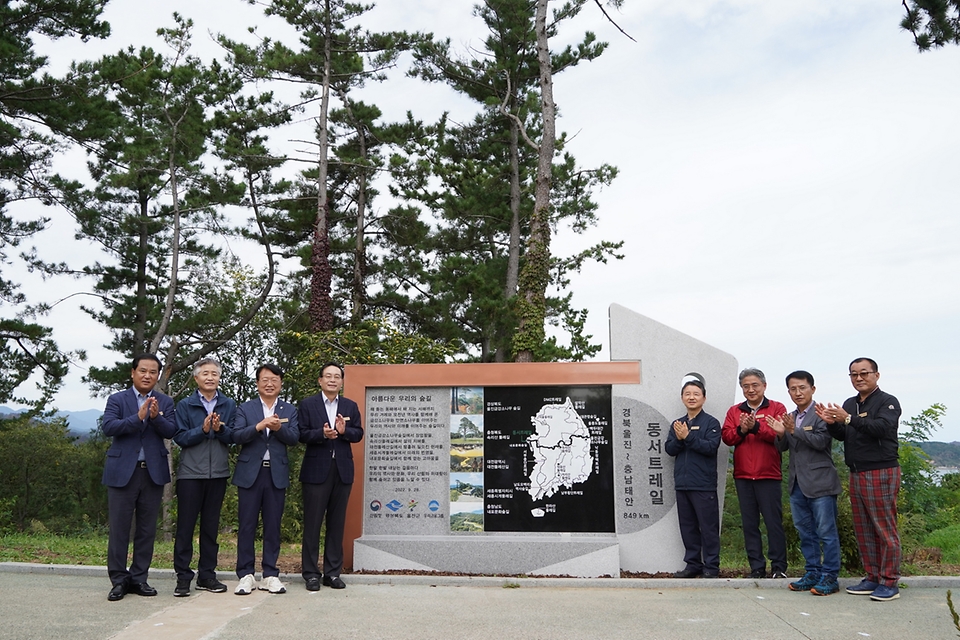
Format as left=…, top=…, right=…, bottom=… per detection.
left=848, top=371, right=877, bottom=379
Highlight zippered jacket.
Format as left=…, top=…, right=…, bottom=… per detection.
left=665, top=410, right=722, bottom=491
left=721, top=397, right=787, bottom=481
left=173, top=391, right=236, bottom=479
left=826, top=387, right=900, bottom=473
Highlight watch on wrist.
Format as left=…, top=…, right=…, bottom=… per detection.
left=844, top=415, right=851, bottom=426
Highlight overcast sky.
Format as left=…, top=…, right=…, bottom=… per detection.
left=16, top=0, right=960, bottom=442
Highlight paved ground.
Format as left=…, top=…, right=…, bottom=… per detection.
left=3, top=563, right=960, bottom=640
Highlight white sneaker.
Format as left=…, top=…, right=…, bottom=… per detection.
left=235, top=574, right=257, bottom=595
left=259, top=576, right=286, bottom=594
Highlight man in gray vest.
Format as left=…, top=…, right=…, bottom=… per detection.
left=172, top=357, right=235, bottom=597
left=769, top=371, right=841, bottom=596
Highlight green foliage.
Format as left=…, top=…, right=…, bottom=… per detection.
left=901, top=0, right=960, bottom=50
left=924, top=524, right=960, bottom=564
left=0, top=318, right=71, bottom=411
left=0, top=532, right=109, bottom=564
left=393, top=0, right=620, bottom=362
left=835, top=482, right=862, bottom=571
left=899, top=404, right=949, bottom=544
left=219, top=0, right=423, bottom=332
left=719, top=464, right=748, bottom=570
left=283, top=317, right=453, bottom=400
left=164, top=263, right=289, bottom=403
left=0, top=414, right=108, bottom=534
left=56, top=17, right=238, bottom=393
left=0, top=0, right=107, bottom=409
left=902, top=403, right=947, bottom=442
left=47, top=16, right=292, bottom=395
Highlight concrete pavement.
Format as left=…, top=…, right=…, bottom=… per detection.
left=2, top=563, right=960, bottom=639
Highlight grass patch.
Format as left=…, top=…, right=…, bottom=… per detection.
left=0, top=533, right=111, bottom=566
left=0, top=532, right=303, bottom=573
left=924, top=524, right=960, bottom=564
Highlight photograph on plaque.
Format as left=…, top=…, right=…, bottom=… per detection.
left=449, top=472, right=483, bottom=532
left=450, top=387, right=485, bottom=532
left=452, top=386, right=483, bottom=414
left=450, top=415, right=483, bottom=472
left=483, top=386, right=614, bottom=532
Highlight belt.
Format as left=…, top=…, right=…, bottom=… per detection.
left=138, top=461, right=148, bottom=469
left=262, top=460, right=271, bottom=467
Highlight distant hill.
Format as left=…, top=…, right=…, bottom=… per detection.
left=0, top=406, right=102, bottom=438
left=916, top=441, right=960, bottom=468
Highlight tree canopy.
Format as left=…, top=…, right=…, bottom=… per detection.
left=0, top=0, right=627, bottom=407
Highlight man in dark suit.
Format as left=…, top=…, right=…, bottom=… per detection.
left=230, top=363, right=300, bottom=595
left=299, top=362, right=363, bottom=591
left=102, top=353, right=177, bottom=601
left=770, top=371, right=842, bottom=596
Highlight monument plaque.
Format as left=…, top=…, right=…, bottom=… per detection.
left=364, top=388, right=449, bottom=535
left=350, top=304, right=737, bottom=577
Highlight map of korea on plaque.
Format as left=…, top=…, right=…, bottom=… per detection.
left=481, top=386, right=614, bottom=533
left=527, top=398, right=594, bottom=502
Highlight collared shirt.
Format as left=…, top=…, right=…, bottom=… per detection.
left=795, top=405, right=810, bottom=427
left=260, top=397, right=277, bottom=461
left=200, top=390, right=218, bottom=415
left=134, top=388, right=153, bottom=461
left=324, top=394, right=339, bottom=457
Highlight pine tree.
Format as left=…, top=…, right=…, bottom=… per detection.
left=388, top=0, right=620, bottom=362
left=54, top=16, right=287, bottom=393
left=902, top=0, right=960, bottom=50
left=220, top=0, right=418, bottom=330
left=0, top=0, right=110, bottom=409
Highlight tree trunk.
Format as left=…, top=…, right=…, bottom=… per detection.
left=505, top=118, right=522, bottom=299
left=308, top=0, right=335, bottom=332
left=133, top=190, right=150, bottom=352
left=513, top=0, right=555, bottom=363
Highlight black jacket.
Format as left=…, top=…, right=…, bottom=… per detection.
left=827, top=387, right=900, bottom=472
left=665, top=410, right=722, bottom=491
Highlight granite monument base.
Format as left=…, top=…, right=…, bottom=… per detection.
left=355, top=534, right=620, bottom=578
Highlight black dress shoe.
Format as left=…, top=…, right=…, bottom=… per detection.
left=128, top=582, right=158, bottom=596
left=108, top=582, right=127, bottom=601
left=749, top=569, right=767, bottom=579
left=305, top=577, right=320, bottom=592
left=322, top=575, right=346, bottom=589
left=672, top=568, right=701, bottom=579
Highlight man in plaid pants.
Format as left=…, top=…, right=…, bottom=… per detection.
left=816, top=357, right=902, bottom=601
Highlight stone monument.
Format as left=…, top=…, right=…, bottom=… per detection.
left=347, top=304, right=736, bottom=577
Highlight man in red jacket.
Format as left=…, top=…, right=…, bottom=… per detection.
left=722, top=368, right=788, bottom=579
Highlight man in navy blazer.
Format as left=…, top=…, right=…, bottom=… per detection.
left=102, top=353, right=177, bottom=602
left=230, top=363, right=300, bottom=595
left=299, top=362, right=363, bottom=591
